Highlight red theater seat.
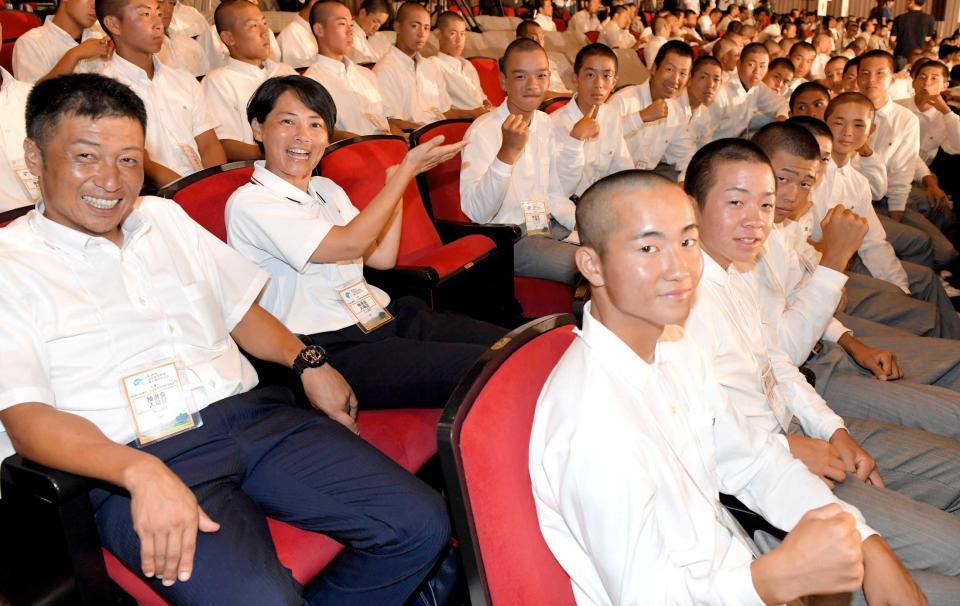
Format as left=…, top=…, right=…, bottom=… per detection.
left=540, top=95, right=571, bottom=114
left=0, top=10, right=41, bottom=73
left=585, top=30, right=599, bottom=43
left=468, top=56, right=505, bottom=106
left=158, top=160, right=255, bottom=241
left=438, top=315, right=577, bottom=605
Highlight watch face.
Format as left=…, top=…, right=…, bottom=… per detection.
left=302, top=347, right=326, bottom=365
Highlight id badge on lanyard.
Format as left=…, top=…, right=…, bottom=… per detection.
left=761, top=359, right=793, bottom=432
left=12, top=160, right=41, bottom=203
left=180, top=144, right=204, bottom=172
left=121, top=361, right=202, bottom=446
left=521, top=200, right=552, bottom=237
left=337, top=278, right=393, bottom=333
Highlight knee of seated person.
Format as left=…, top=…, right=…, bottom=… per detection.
left=376, top=485, right=450, bottom=557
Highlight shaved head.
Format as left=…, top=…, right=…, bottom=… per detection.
left=214, top=0, right=258, bottom=33
left=577, top=170, right=679, bottom=257
left=395, top=1, right=428, bottom=23
left=309, top=0, right=349, bottom=26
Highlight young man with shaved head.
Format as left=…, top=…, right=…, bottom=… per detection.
left=351, top=0, right=391, bottom=64
left=708, top=42, right=788, bottom=140
left=198, top=0, right=282, bottom=73
left=156, top=0, right=206, bottom=77
left=277, top=0, right=319, bottom=69
left=428, top=11, right=490, bottom=115
left=460, top=38, right=579, bottom=284
left=85, top=0, right=226, bottom=187
left=529, top=169, right=920, bottom=605
left=12, top=0, right=110, bottom=82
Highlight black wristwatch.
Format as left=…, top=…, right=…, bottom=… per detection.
left=292, top=345, right=330, bottom=375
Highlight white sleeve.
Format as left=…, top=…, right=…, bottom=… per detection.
left=188, top=78, right=219, bottom=138
left=852, top=152, right=887, bottom=202
left=854, top=178, right=911, bottom=293
left=459, top=119, right=511, bottom=223
left=940, top=110, right=960, bottom=156
left=11, top=37, right=46, bottom=83
left=913, top=154, right=931, bottom=181
left=884, top=114, right=921, bottom=212
left=664, top=120, right=697, bottom=180
left=373, top=62, right=403, bottom=120
left=547, top=126, right=577, bottom=230
left=0, top=274, right=57, bottom=410
left=550, top=112, right=586, bottom=199
left=755, top=84, right=789, bottom=119
left=201, top=74, right=244, bottom=141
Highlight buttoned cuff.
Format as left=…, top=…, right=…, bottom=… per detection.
left=713, top=562, right=767, bottom=606
left=811, top=264, right=848, bottom=291
left=623, top=111, right=645, bottom=135
left=824, top=318, right=850, bottom=343
left=489, top=157, right=515, bottom=179
left=886, top=196, right=908, bottom=212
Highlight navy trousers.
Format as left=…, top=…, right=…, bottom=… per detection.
left=90, top=386, right=450, bottom=606
left=305, top=296, right=506, bottom=409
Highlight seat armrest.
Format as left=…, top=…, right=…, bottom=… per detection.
left=1, top=454, right=109, bottom=504
left=433, top=220, right=521, bottom=250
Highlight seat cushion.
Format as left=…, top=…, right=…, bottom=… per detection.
left=514, top=276, right=575, bottom=318
left=399, top=234, right=496, bottom=280
left=103, top=408, right=442, bottom=605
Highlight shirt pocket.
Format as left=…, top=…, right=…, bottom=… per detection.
left=159, top=279, right=230, bottom=353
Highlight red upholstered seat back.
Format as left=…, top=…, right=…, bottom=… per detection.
left=320, top=136, right=442, bottom=260
left=468, top=57, right=505, bottom=107
left=166, top=164, right=255, bottom=242
left=447, top=319, right=577, bottom=605
left=414, top=120, right=472, bottom=222
left=585, top=30, right=600, bottom=43
left=541, top=97, right=570, bottom=114
left=0, top=11, right=41, bottom=73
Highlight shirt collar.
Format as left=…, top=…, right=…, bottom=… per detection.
left=111, top=52, right=161, bottom=83
left=435, top=52, right=463, bottom=68
left=701, top=250, right=732, bottom=286
left=314, top=53, right=349, bottom=76
left=251, top=161, right=317, bottom=206
left=352, top=21, right=367, bottom=40
left=29, top=199, right=149, bottom=259
left=226, top=56, right=270, bottom=77
left=877, top=97, right=896, bottom=116
left=387, top=45, right=422, bottom=69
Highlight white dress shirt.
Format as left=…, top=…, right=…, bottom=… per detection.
left=755, top=221, right=851, bottom=366
left=374, top=46, right=452, bottom=123
left=897, top=97, right=960, bottom=179
left=888, top=74, right=914, bottom=102
left=429, top=52, right=487, bottom=110
left=351, top=22, right=391, bottom=65
left=0, top=69, right=35, bottom=212
left=533, top=12, right=557, bottom=32
left=598, top=20, right=634, bottom=48
left=82, top=54, right=218, bottom=177
left=613, top=80, right=697, bottom=179
left=686, top=93, right=716, bottom=150
left=168, top=1, right=209, bottom=39
left=698, top=15, right=717, bottom=38
left=530, top=303, right=875, bottom=606
left=226, top=162, right=390, bottom=335
left=568, top=10, right=601, bottom=33
left=460, top=102, right=575, bottom=229
left=809, top=52, right=830, bottom=80
left=708, top=76, right=789, bottom=140
left=547, top=53, right=572, bottom=93
left=643, top=35, right=668, bottom=70
left=0, top=198, right=265, bottom=461
left=278, top=15, right=318, bottom=70
left=549, top=96, right=633, bottom=197
left=811, top=159, right=910, bottom=293
left=852, top=97, right=920, bottom=212
left=685, top=252, right=847, bottom=441
left=11, top=16, right=105, bottom=82
left=200, top=23, right=281, bottom=72
left=304, top=55, right=390, bottom=135
left=203, top=58, right=296, bottom=145
left=158, top=32, right=208, bottom=77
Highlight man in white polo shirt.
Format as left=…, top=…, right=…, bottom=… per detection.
left=0, top=72, right=451, bottom=605
left=277, top=0, right=318, bottom=69
left=203, top=0, right=295, bottom=161
left=304, top=1, right=395, bottom=138
left=12, top=0, right=110, bottom=82
left=429, top=11, right=489, bottom=115
left=84, top=0, right=225, bottom=186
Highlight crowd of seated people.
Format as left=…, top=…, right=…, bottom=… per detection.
left=3, top=0, right=960, bottom=603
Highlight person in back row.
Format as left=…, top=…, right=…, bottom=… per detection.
left=203, top=0, right=296, bottom=162
left=428, top=11, right=490, bottom=115
left=0, top=34, right=38, bottom=212
left=550, top=43, right=632, bottom=198
left=227, top=76, right=506, bottom=411
left=460, top=38, right=580, bottom=285
left=351, top=0, right=392, bottom=65
left=709, top=42, right=789, bottom=140
left=157, top=0, right=206, bottom=77
left=12, top=0, right=111, bottom=83
left=277, top=0, right=319, bottom=69
left=0, top=72, right=450, bottom=606
left=612, top=40, right=697, bottom=181
left=86, top=0, right=225, bottom=187
left=515, top=19, right=571, bottom=97
left=529, top=169, right=923, bottom=605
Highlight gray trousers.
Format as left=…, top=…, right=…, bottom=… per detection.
left=754, top=418, right=960, bottom=603
left=906, top=184, right=958, bottom=269
left=845, top=263, right=960, bottom=338
left=807, top=341, right=960, bottom=439
left=513, top=220, right=579, bottom=285
left=875, top=199, right=937, bottom=269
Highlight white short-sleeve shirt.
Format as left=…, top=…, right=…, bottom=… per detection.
left=168, top=1, right=210, bottom=39
left=226, top=162, right=390, bottom=335
left=304, top=54, right=390, bottom=135
left=158, top=32, right=208, bottom=77
left=11, top=16, right=105, bottom=82
left=84, top=54, right=218, bottom=177
left=278, top=15, right=318, bottom=69
left=374, top=46, right=452, bottom=123
left=0, top=197, right=267, bottom=461
left=351, top=22, right=392, bottom=65
left=0, top=69, right=34, bottom=212
left=429, top=52, right=486, bottom=110
left=203, top=58, right=296, bottom=144
left=200, top=23, right=282, bottom=72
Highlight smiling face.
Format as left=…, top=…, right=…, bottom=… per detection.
left=252, top=90, right=329, bottom=189
left=769, top=148, right=819, bottom=223
left=501, top=48, right=550, bottom=114
left=651, top=50, right=692, bottom=99
left=696, top=160, right=776, bottom=268
left=24, top=114, right=145, bottom=244
left=575, top=53, right=617, bottom=107
left=579, top=183, right=703, bottom=338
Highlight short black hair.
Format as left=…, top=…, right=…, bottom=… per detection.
left=913, top=58, right=949, bottom=80
left=247, top=75, right=336, bottom=150
left=859, top=49, right=895, bottom=70
left=359, top=0, right=391, bottom=16
left=683, top=138, right=773, bottom=209
left=692, top=54, right=722, bottom=75
left=740, top=42, right=769, bottom=62
left=824, top=91, right=876, bottom=122
left=788, top=40, right=816, bottom=58
left=826, top=55, right=848, bottom=68
left=654, top=40, right=694, bottom=69
left=769, top=56, right=795, bottom=73
left=516, top=19, right=542, bottom=39
left=436, top=10, right=464, bottom=29
left=577, top=169, right=677, bottom=257
left=26, top=73, right=147, bottom=153
left=726, top=20, right=743, bottom=34
left=751, top=121, right=820, bottom=162
left=786, top=115, right=833, bottom=142
left=395, top=1, right=428, bottom=23
left=574, top=42, right=618, bottom=74
left=214, top=0, right=253, bottom=34
left=789, top=81, right=830, bottom=112
left=610, top=5, right=627, bottom=18
left=843, top=55, right=861, bottom=75
left=95, top=0, right=128, bottom=38
left=500, top=36, right=546, bottom=73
